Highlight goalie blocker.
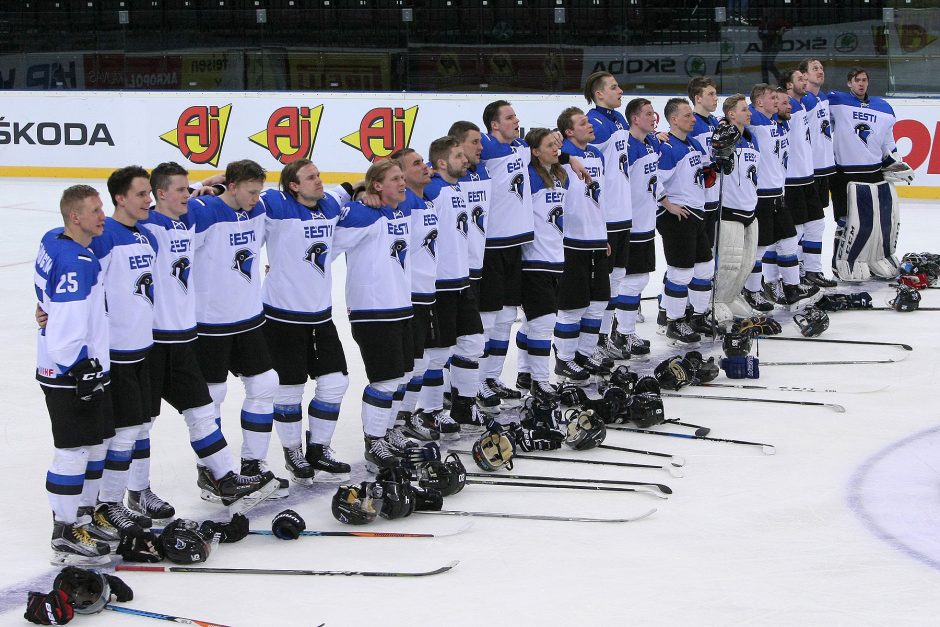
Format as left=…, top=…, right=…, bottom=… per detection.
left=834, top=181, right=900, bottom=281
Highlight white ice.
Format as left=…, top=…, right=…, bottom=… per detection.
left=1, top=178, right=938, bottom=626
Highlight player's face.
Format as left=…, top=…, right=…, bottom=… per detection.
left=376, top=165, right=407, bottom=206
left=698, top=86, right=719, bottom=113
left=458, top=129, right=483, bottom=166
left=158, top=174, right=191, bottom=218
left=531, top=134, right=560, bottom=167
left=756, top=89, right=774, bottom=112
left=775, top=92, right=792, bottom=119
left=117, top=176, right=153, bottom=222
left=401, top=152, right=431, bottom=188
left=445, top=147, right=469, bottom=180
left=671, top=103, right=696, bottom=134
left=790, top=71, right=807, bottom=97
left=806, top=60, right=825, bottom=86
left=492, top=105, right=520, bottom=141
left=848, top=72, right=869, bottom=99
left=633, top=103, right=658, bottom=134
left=229, top=179, right=264, bottom=210
left=728, top=99, right=751, bottom=127
left=292, top=163, right=324, bottom=205
left=596, top=76, right=623, bottom=109
left=568, top=113, right=596, bottom=145
left=73, top=194, right=106, bottom=239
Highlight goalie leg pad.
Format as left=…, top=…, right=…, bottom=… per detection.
left=866, top=181, right=901, bottom=279
left=834, top=182, right=876, bottom=281
left=714, top=219, right=746, bottom=305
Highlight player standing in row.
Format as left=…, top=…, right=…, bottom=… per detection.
left=689, top=77, right=722, bottom=250
left=260, top=159, right=353, bottom=483
left=38, top=185, right=113, bottom=565
left=188, top=160, right=286, bottom=495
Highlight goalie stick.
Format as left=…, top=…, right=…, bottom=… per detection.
left=608, top=425, right=776, bottom=454
left=104, top=605, right=233, bottom=627
left=466, top=478, right=668, bottom=499
left=449, top=449, right=684, bottom=476
left=660, top=391, right=846, bottom=412
left=416, top=508, right=657, bottom=523
left=464, top=471, right=673, bottom=494
left=246, top=521, right=472, bottom=538
left=116, top=561, right=459, bottom=577
left=756, top=335, right=912, bottom=351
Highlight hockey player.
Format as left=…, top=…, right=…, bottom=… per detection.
left=554, top=106, right=611, bottom=382
left=655, top=98, right=713, bottom=346
left=187, top=160, right=286, bottom=495
left=138, top=162, right=278, bottom=514
left=37, top=185, right=112, bottom=565
left=259, top=159, right=354, bottom=482
left=689, top=76, right=722, bottom=245
left=332, top=160, right=415, bottom=472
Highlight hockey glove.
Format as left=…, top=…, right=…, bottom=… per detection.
left=271, top=509, right=306, bottom=540
left=508, top=423, right=565, bottom=452
left=683, top=351, right=719, bottom=383
left=413, top=486, right=444, bottom=511
left=882, top=156, right=915, bottom=184
left=117, top=530, right=163, bottom=562
left=558, top=383, right=590, bottom=407
left=793, top=308, right=829, bottom=337
left=103, top=574, right=133, bottom=603
left=24, top=590, right=73, bottom=625
left=199, top=513, right=249, bottom=544
left=732, top=315, right=782, bottom=337
left=401, top=442, right=442, bottom=471
left=703, top=165, right=718, bottom=189
left=720, top=355, right=760, bottom=379
left=68, top=358, right=107, bottom=401
left=899, top=273, right=929, bottom=290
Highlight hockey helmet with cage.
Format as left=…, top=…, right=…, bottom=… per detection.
left=417, top=452, right=467, bottom=497
left=471, top=430, right=515, bottom=471
left=793, top=307, right=829, bottom=337
left=52, top=567, right=110, bottom=615
left=160, top=518, right=212, bottom=564
left=331, top=483, right=378, bottom=525
left=628, top=392, right=665, bottom=429
left=889, top=285, right=921, bottom=312
left=564, top=409, right=608, bottom=451
left=633, top=375, right=661, bottom=395
left=654, top=355, right=692, bottom=391
left=723, top=331, right=752, bottom=357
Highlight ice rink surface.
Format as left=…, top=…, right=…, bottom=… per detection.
left=1, top=178, right=938, bottom=626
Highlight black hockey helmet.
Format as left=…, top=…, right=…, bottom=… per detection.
left=160, top=518, right=212, bottom=564
left=710, top=120, right=741, bottom=159
left=683, top=350, right=719, bottom=383
left=520, top=394, right=560, bottom=430
left=331, top=483, right=378, bottom=525
left=633, top=375, right=661, bottom=395
left=654, top=355, right=692, bottom=391
left=723, top=331, right=753, bottom=357
left=557, top=383, right=590, bottom=408
left=52, top=567, right=110, bottom=615
left=564, top=409, right=608, bottom=451
left=608, top=365, right=638, bottom=393
left=372, top=467, right=417, bottom=520
left=890, top=285, right=921, bottom=312
left=417, top=452, right=466, bottom=496
left=471, top=430, right=515, bottom=471
left=628, top=392, right=665, bottom=429
left=793, top=307, right=830, bottom=337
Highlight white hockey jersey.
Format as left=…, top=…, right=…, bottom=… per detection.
left=404, top=188, right=438, bottom=305
left=479, top=134, right=533, bottom=248
left=587, top=106, right=632, bottom=232
left=784, top=96, right=814, bottom=186
left=656, top=133, right=708, bottom=217
left=561, top=139, right=607, bottom=250
left=722, top=131, right=761, bottom=220
left=458, top=163, right=490, bottom=280
left=627, top=133, right=661, bottom=243
left=829, top=91, right=897, bottom=174
left=89, top=217, right=155, bottom=363
left=691, top=112, right=721, bottom=211
left=523, top=164, right=567, bottom=272
left=139, top=210, right=197, bottom=343
left=189, top=195, right=266, bottom=335
left=746, top=106, right=786, bottom=198
left=426, top=174, right=470, bottom=292
left=35, top=229, right=110, bottom=387
left=802, top=90, right=836, bottom=176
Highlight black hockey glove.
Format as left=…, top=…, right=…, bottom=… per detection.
left=732, top=315, right=782, bottom=337
left=25, top=590, right=73, bottom=625
left=413, top=486, right=444, bottom=511
left=104, top=574, right=133, bottom=602
left=401, top=442, right=441, bottom=471
left=507, top=422, right=565, bottom=452
left=69, top=358, right=107, bottom=401
left=117, top=530, right=163, bottom=562
left=271, top=509, right=306, bottom=540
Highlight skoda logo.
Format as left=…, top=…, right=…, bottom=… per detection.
left=835, top=33, right=858, bottom=53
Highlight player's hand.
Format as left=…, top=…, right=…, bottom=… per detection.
left=360, top=192, right=382, bottom=208
left=655, top=131, right=670, bottom=143
left=569, top=156, right=593, bottom=184
left=663, top=200, right=690, bottom=220
left=36, top=304, right=48, bottom=329
left=607, top=243, right=612, bottom=257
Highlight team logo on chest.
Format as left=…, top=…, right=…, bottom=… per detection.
left=805, top=125, right=811, bottom=144
left=782, top=150, right=789, bottom=171
left=390, top=239, right=408, bottom=269
left=471, top=206, right=486, bottom=234
left=747, top=165, right=758, bottom=187
left=821, top=119, right=832, bottom=140
left=854, top=123, right=871, bottom=145
left=304, top=242, right=329, bottom=275
left=647, top=175, right=658, bottom=196
left=232, top=249, right=255, bottom=281
left=693, top=168, right=705, bottom=188
left=509, top=173, right=524, bottom=200
left=585, top=181, right=601, bottom=206
left=456, top=211, right=469, bottom=237
left=619, top=154, right=629, bottom=179
left=422, top=229, right=438, bottom=258
left=135, top=272, right=154, bottom=306
left=547, top=206, right=564, bottom=233
left=171, top=256, right=191, bottom=291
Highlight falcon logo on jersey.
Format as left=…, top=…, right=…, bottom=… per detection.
left=249, top=105, right=324, bottom=164
left=390, top=239, right=408, bottom=269
left=509, top=173, right=524, bottom=200
left=693, top=168, right=705, bottom=188
left=773, top=139, right=781, bottom=158
left=159, top=104, right=232, bottom=167
left=547, top=206, right=564, bottom=233
left=854, top=123, right=872, bottom=145
left=341, top=106, right=419, bottom=163
left=232, top=249, right=255, bottom=281
left=585, top=180, right=601, bottom=206
left=820, top=118, right=832, bottom=140
left=647, top=175, right=658, bottom=196
left=619, top=154, right=629, bottom=178
left=171, top=256, right=191, bottom=291
left=805, top=125, right=811, bottom=144
left=422, top=229, right=438, bottom=258
left=472, top=206, right=486, bottom=234
left=747, top=165, right=758, bottom=187
left=135, top=272, right=154, bottom=306
left=304, top=242, right=329, bottom=275
left=782, top=150, right=789, bottom=171
left=456, top=211, right=469, bottom=237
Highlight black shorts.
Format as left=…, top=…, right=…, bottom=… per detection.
left=43, top=384, right=115, bottom=449
left=755, top=197, right=797, bottom=246
left=607, top=230, right=630, bottom=270
left=830, top=170, right=884, bottom=222
left=656, top=211, right=713, bottom=268
left=557, top=248, right=610, bottom=310
left=111, top=359, right=152, bottom=429
left=412, top=304, right=433, bottom=360
left=351, top=318, right=415, bottom=383
left=625, top=239, right=656, bottom=274
left=521, top=271, right=560, bottom=321
left=429, top=288, right=484, bottom=348
left=815, top=175, right=831, bottom=209
left=149, top=341, right=214, bottom=416
left=785, top=183, right=825, bottom=225
left=479, top=246, right=523, bottom=312
left=702, top=210, right=720, bottom=248
left=263, top=319, right=348, bottom=387
left=195, top=326, right=274, bottom=384
left=721, top=207, right=756, bottom=228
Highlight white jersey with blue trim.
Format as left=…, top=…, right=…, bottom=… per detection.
left=784, top=97, right=814, bottom=186
left=691, top=112, right=721, bottom=211
left=426, top=174, right=470, bottom=292
left=260, top=187, right=347, bottom=325
left=35, top=229, right=110, bottom=388
left=333, top=201, right=413, bottom=323
left=802, top=90, right=836, bottom=176
left=404, top=188, right=438, bottom=305
left=627, top=133, right=661, bottom=242
left=458, top=163, right=490, bottom=280
left=139, top=210, right=197, bottom=343
left=523, top=164, right=567, bottom=272
left=587, top=106, right=632, bottom=232
left=656, top=133, right=708, bottom=217
left=746, top=106, right=786, bottom=197
left=722, top=131, right=761, bottom=220
left=561, top=139, right=607, bottom=250
left=189, top=195, right=267, bottom=335
left=89, top=217, right=155, bottom=363
left=479, top=134, right=533, bottom=248
left=829, top=91, right=897, bottom=174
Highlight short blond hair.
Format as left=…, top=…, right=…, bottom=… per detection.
left=59, top=185, right=100, bottom=222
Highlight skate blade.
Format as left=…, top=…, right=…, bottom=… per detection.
left=558, top=377, right=591, bottom=387
left=456, top=425, right=486, bottom=437
left=475, top=404, right=502, bottom=415
left=666, top=338, right=700, bottom=348
left=200, top=489, right=223, bottom=504
left=287, top=474, right=316, bottom=487
left=402, top=429, right=441, bottom=442
left=50, top=552, right=110, bottom=567
left=439, top=431, right=462, bottom=441
left=313, top=471, right=351, bottom=483
left=224, top=477, right=280, bottom=516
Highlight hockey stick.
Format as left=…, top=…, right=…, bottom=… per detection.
left=756, top=335, right=913, bottom=351
left=660, top=390, right=845, bottom=412
left=608, top=425, right=776, bottom=454
left=709, top=168, right=726, bottom=342
left=584, top=443, right=685, bottom=466
left=697, top=381, right=889, bottom=394
left=839, top=306, right=940, bottom=311
left=464, top=471, right=673, bottom=494
left=116, top=561, right=459, bottom=577
left=449, top=449, right=684, bottom=476
left=761, top=354, right=908, bottom=365
left=416, top=508, right=657, bottom=523
left=246, top=521, right=472, bottom=538
left=663, top=420, right=711, bottom=436
left=104, top=604, right=232, bottom=626
left=465, top=478, right=668, bottom=499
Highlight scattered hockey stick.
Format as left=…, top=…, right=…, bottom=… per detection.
left=585, top=443, right=685, bottom=466
left=663, top=420, right=711, bottom=436
left=697, top=381, right=888, bottom=394
left=761, top=356, right=907, bottom=365
left=465, top=478, right=668, bottom=499
left=660, top=391, right=846, bottom=413
left=246, top=521, right=472, bottom=538
left=104, top=604, right=232, bottom=626
left=449, top=449, right=684, bottom=476
left=608, top=425, right=776, bottom=454
left=840, top=306, right=940, bottom=311
left=416, top=508, right=657, bottom=523
left=757, top=335, right=913, bottom=351
left=464, top=471, right=672, bottom=494
left=600, top=440, right=700, bottom=458
left=116, top=560, right=459, bottom=578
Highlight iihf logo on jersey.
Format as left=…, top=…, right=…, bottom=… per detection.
left=547, top=206, right=564, bottom=233
left=232, top=249, right=255, bottom=281
left=390, top=239, right=408, bottom=269
left=421, top=229, right=438, bottom=258
left=456, top=211, right=469, bottom=237
left=619, top=153, right=629, bottom=178
left=747, top=165, right=758, bottom=187
left=135, top=272, right=155, bottom=306
left=304, top=242, right=329, bottom=275
left=159, top=104, right=232, bottom=168
left=509, top=173, right=524, bottom=200
left=821, top=119, right=832, bottom=140
left=854, top=123, right=872, bottom=145
left=171, top=256, right=191, bottom=291
left=472, top=206, right=486, bottom=234
left=585, top=180, right=601, bottom=206
left=693, top=168, right=705, bottom=188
